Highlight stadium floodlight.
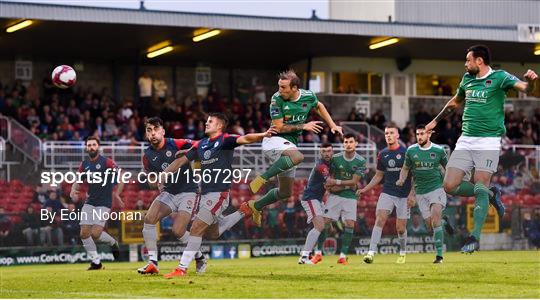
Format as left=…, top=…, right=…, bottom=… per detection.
left=147, top=46, right=174, bottom=58
left=369, top=38, right=399, bottom=50
left=5, top=20, right=33, bottom=33
left=193, top=29, right=221, bottom=42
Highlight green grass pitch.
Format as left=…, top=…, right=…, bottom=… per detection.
left=1, top=251, right=539, bottom=298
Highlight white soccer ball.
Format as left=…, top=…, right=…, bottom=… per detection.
left=51, top=65, right=77, bottom=89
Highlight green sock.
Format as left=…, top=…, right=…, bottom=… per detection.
left=317, top=225, right=328, bottom=252
left=433, top=226, right=444, bottom=257
left=261, top=156, right=294, bottom=180
left=448, top=181, right=475, bottom=197
left=471, top=183, right=490, bottom=240
left=339, top=227, right=354, bottom=255
left=254, top=188, right=282, bottom=211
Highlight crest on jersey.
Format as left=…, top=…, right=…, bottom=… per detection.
left=388, top=159, right=396, bottom=168
left=204, top=150, right=212, bottom=160
left=485, top=80, right=492, bottom=87
left=414, top=154, right=419, bottom=159
left=396, top=154, right=401, bottom=160
left=430, top=153, right=436, bottom=159
left=214, top=142, right=219, bottom=148
left=161, top=162, right=169, bottom=170
left=284, top=105, right=290, bottom=110
left=95, top=164, right=101, bottom=170
left=166, top=150, right=172, bottom=157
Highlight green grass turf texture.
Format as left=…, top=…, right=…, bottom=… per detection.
left=1, top=251, right=539, bottom=298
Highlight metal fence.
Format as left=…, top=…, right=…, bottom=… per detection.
left=43, top=141, right=378, bottom=173
left=43, top=141, right=148, bottom=170
left=0, top=115, right=42, bottom=163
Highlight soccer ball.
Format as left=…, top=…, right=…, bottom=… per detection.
left=51, top=65, right=77, bottom=89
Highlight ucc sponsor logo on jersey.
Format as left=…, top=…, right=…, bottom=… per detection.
left=283, top=115, right=307, bottom=122
left=465, top=89, right=488, bottom=103
left=414, top=161, right=435, bottom=168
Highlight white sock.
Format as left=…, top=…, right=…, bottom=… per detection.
left=98, top=232, right=117, bottom=246
left=82, top=237, right=100, bottom=264
left=142, top=223, right=158, bottom=262
left=302, top=228, right=321, bottom=254
left=178, top=231, right=190, bottom=243
left=369, top=226, right=383, bottom=253
left=218, top=211, right=244, bottom=236
left=398, top=231, right=407, bottom=256
left=179, top=236, right=202, bottom=270
left=300, top=251, right=310, bottom=257
left=340, top=253, right=347, bottom=258
left=367, top=250, right=376, bottom=256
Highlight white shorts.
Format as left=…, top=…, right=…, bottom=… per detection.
left=262, top=136, right=297, bottom=178
left=448, top=136, right=501, bottom=174
left=80, top=204, right=110, bottom=227
left=376, top=193, right=410, bottom=220
left=417, top=188, right=447, bottom=219
left=323, top=194, right=357, bottom=222
left=156, top=192, right=197, bottom=214
left=301, top=199, right=324, bottom=224
left=196, top=191, right=230, bottom=225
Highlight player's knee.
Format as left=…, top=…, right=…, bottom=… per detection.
left=172, top=227, right=186, bottom=239
left=396, top=223, right=406, bottom=234
left=375, top=217, right=386, bottom=227
left=80, top=230, right=91, bottom=239
left=289, top=151, right=304, bottom=165
left=443, top=181, right=457, bottom=194
left=144, top=213, right=159, bottom=225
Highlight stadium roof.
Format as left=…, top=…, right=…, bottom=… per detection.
left=0, top=1, right=538, bottom=68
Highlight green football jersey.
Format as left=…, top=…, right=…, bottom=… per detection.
left=404, top=143, right=448, bottom=195
left=329, top=152, right=366, bottom=199
left=457, top=69, right=519, bottom=137
left=269, top=89, right=319, bottom=145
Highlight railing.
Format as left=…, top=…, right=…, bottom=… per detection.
left=43, top=141, right=148, bottom=170
left=42, top=141, right=378, bottom=172
left=504, top=144, right=540, bottom=172
left=0, top=115, right=42, bottom=163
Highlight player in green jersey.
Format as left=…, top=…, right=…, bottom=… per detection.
left=246, top=70, right=343, bottom=226
left=396, top=124, right=453, bottom=263
left=426, top=45, right=538, bottom=253
left=324, top=133, right=366, bottom=264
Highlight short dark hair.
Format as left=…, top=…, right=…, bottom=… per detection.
left=385, top=121, right=399, bottom=130
left=416, top=124, right=426, bottom=130
left=85, top=136, right=100, bottom=145
left=343, top=133, right=357, bottom=141
left=278, top=69, right=301, bottom=89
left=209, top=112, right=229, bottom=129
left=145, top=117, right=164, bottom=128
left=467, top=44, right=491, bottom=65
left=321, top=142, right=333, bottom=148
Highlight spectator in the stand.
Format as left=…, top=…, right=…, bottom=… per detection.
left=104, top=117, right=118, bottom=140
left=135, top=200, right=146, bottom=210
left=118, top=100, right=134, bottom=122
left=523, top=211, right=540, bottom=248
left=45, top=191, right=65, bottom=215
left=21, top=206, right=42, bottom=245
left=153, top=76, right=167, bottom=102
left=407, top=212, right=428, bottom=236
left=0, top=208, right=11, bottom=246
left=66, top=100, right=80, bottom=123
left=138, top=71, right=152, bottom=116
left=3, top=97, right=17, bottom=118
left=370, top=109, right=386, bottom=130
left=253, top=78, right=266, bottom=105
left=231, top=120, right=245, bottom=136
left=415, top=106, right=432, bottom=126
left=184, top=117, right=197, bottom=140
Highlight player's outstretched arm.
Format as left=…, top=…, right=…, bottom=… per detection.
left=316, top=102, right=343, bottom=136
left=359, top=170, right=384, bottom=193
left=513, top=69, right=538, bottom=94
left=272, top=118, right=324, bottom=134
left=396, top=165, right=409, bottom=186
left=236, top=126, right=278, bottom=145
left=426, top=94, right=464, bottom=132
